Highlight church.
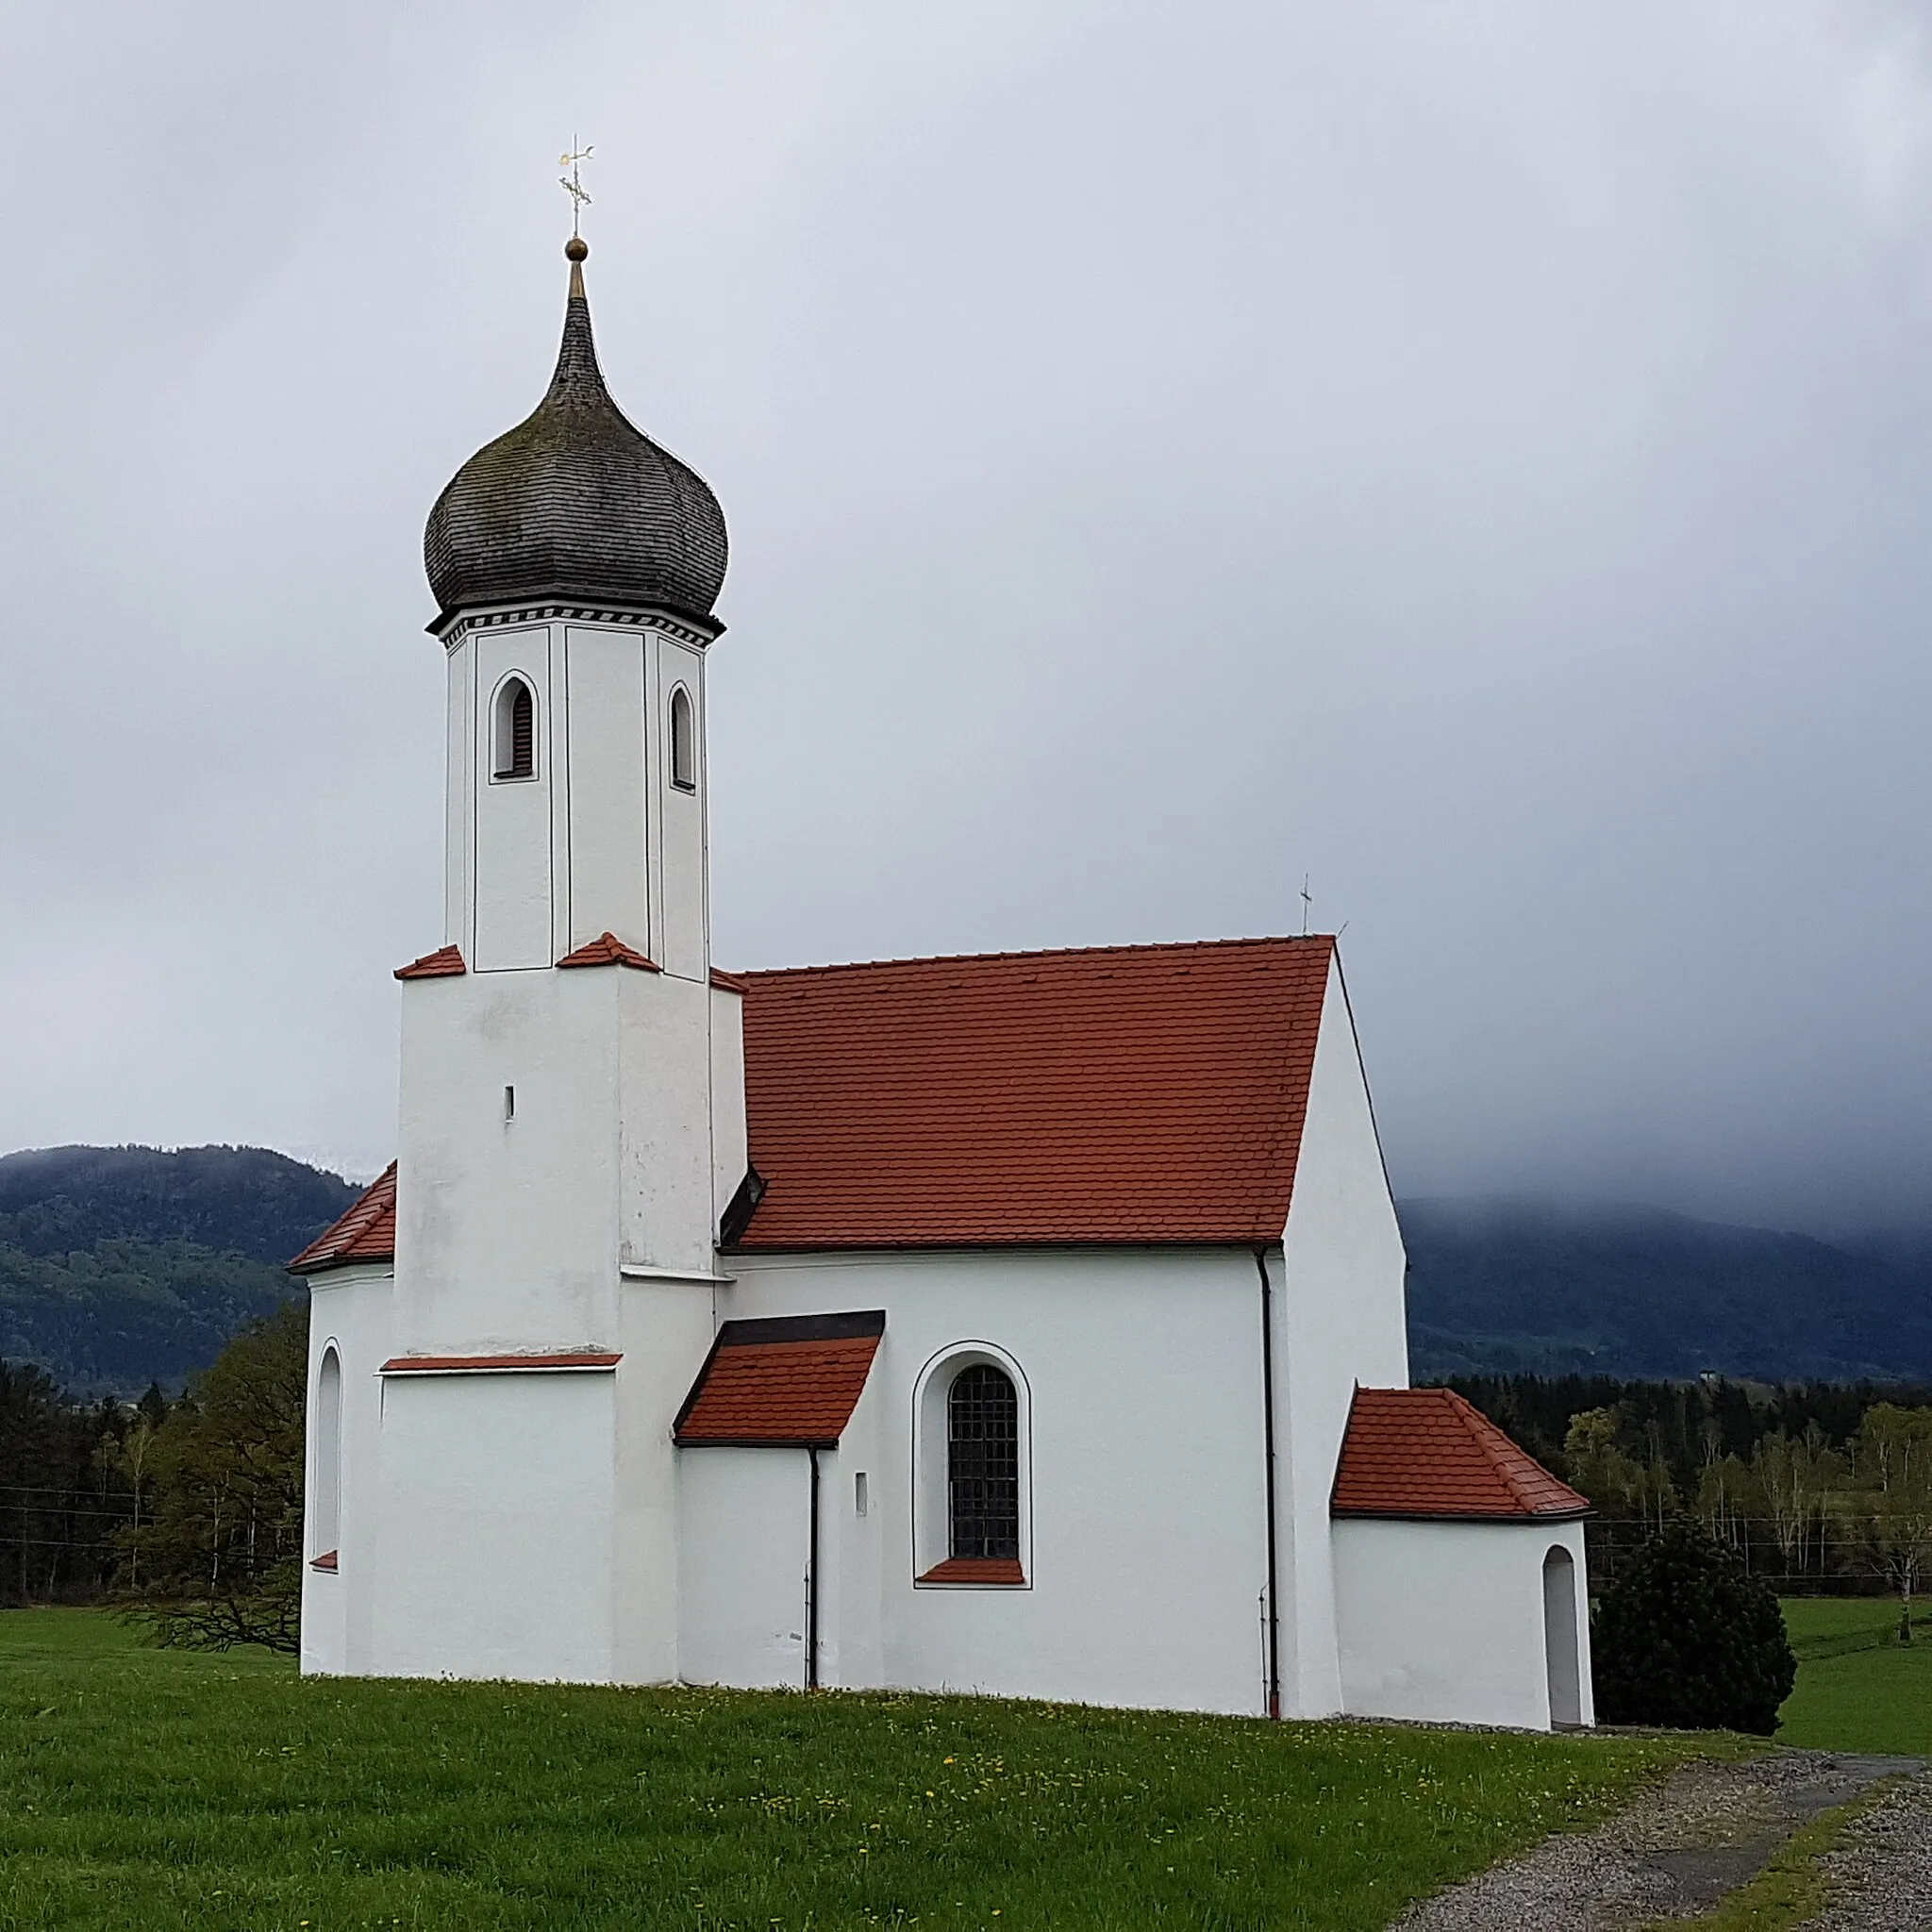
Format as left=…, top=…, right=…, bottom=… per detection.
left=292, top=238, right=1595, bottom=1731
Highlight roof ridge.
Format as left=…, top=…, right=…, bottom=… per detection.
left=1442, top=1388, right=1533, bottom=1507
left=1444, top=1388, right=1589, bottom=1514
left=733, top=933, right=1335, bottom=983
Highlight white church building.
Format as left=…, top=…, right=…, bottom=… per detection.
left=292, top=239, right=1594, bottom=1731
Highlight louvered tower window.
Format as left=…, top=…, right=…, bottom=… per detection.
left=493, top=676, right=536, bottom=780
left=947, top=1364, right=1019, bottom=1559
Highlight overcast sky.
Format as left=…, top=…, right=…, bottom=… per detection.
left=3, top=3, right=1929, bottom=1231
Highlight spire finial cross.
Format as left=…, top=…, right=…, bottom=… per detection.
left=559, top=139, right=594, bottom=238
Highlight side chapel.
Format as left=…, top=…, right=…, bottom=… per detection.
left=293, top=239, right=1594, bottom=1730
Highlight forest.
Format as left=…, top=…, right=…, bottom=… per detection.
left=1, top=1304, right=306, bottom=1645
left=1451, top=1372, right=1932, bottom=1596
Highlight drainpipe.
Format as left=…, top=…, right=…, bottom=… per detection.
left=806, top=1445, right=822, bottom=1690
left=1256, top=1247, right=1281, bottom=1720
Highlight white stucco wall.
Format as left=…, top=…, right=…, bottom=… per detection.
left=369, top=1367, right=619, bottom=1682
left=1274, top=953, right=1410, bottom=1717
left=657, top=639, right=708, bottom=984
left=708, top=983, right=748, bottom=1224
left=300, top=1261, right=392, bottom=1677
left=676, top=1447, right=811, bottom=1687
left=1333, top=1517, right=1594, bottom=1730
left=616, top=969, right=716, bottom=1276
left=394, top=964, right=720, bottom=1352
left=469, top=627, right=554, bottom=971
left=613, top=1275, right=716, bottom=1684
left=720, top=1246, right=1275, bottom=1715
left=395, top=968, right=625, bottom=1357
left=564, top=625, right=650, bottom=953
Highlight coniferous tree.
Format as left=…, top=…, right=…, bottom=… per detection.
left=1592, top=1515, right=1796, bottom=1734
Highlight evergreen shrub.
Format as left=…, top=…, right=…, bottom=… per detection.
left=1592, top=1516, right=1796, bottom=1734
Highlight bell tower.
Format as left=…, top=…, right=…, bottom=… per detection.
left=424, top=234, right=726, bottom=983
left=362, top=239, right=746, bottom=1684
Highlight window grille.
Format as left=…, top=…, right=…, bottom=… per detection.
left=947, top=1364, right=1019, bottom=1559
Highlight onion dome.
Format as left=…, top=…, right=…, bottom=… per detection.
left=425, top=239, right=727, bottom=627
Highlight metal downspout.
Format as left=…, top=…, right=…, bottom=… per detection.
left=806, top=1445, right=822, bottom=1690
left=1257, top=1246, right=1282, bottom=1720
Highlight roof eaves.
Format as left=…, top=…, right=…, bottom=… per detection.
left=1332, top=1504, right=1592, bottom=1524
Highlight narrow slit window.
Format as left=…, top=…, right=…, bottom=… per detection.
left=670, top=685, right=696, bottom=791
left=947, top=1365, right=1019, bottom=1560
left=493, top=677, right=536, bottom=780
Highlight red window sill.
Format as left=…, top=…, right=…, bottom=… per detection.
left=310, top=1550, right=339, bottom=1573
left=916, top=1557, right=1025, bottom=1587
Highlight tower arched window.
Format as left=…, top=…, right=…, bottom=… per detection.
left=669, top=684, right=696, bottom=791
left=948, top=1364, right=1019, bottom=1560
left=493, top=676, right=536, bottom=781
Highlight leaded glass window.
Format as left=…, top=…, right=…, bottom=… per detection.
left=947, top=1364, right=1019, bottom=1559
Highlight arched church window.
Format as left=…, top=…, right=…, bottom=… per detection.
left=947, top=1364, right=1019, bottom=1560
left=669, top=685, right=696, bottom=791
left=313, top=1345, right=342, bottom=1560
left=493, top=676, right=536, bottom=781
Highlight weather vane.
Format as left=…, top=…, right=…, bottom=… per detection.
left=559, top=140, right=594, bottom=238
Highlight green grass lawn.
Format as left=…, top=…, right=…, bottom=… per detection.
left=0, top=1609, right=1707, bottom=1932
left=1777, top=1596, right=1932, bottom=1757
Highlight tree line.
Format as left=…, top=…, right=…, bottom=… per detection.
left=0, top=1301, right=307, bottom=1649
left=1452, top=1372, right=1932, bottom=1625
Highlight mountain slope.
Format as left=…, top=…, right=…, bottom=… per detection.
left=0, top=1146, right=360, bottom=1398
left=1402, top=1197, right=1932, bottom=1384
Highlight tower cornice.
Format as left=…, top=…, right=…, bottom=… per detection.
left=431, top=600, right=724, bottom=653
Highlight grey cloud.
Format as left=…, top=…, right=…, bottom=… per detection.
left=2, top=1, right=1928, bottom=1229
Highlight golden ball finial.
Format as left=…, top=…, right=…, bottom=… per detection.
left=565, top=236, right=589, bottom=262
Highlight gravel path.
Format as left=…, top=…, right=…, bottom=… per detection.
left=1805, top=1771, right=1932, bottom=1930
left=1393, top=1750, right=1922, bottom=1931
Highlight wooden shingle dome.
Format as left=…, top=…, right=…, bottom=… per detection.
left=424, top=240, right=728, bottom=628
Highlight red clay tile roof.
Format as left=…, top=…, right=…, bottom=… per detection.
left=558, top=931, right=659, bottom=971
left=395, top=944, right=466, bottom=981
left=729, top=936, right=1334, bottom=1250
left=290, top=1164, right=397, bottom=1274
left=917, top=1557, right=1026, bottom=1586
left=710, top=966, right=749, bottom=994
left=675, top=1312, right=884, bottom=1445
left=378, top=1351, right=622, bottom=1373
left=1331, top=1388, right=1591, bottom=1521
